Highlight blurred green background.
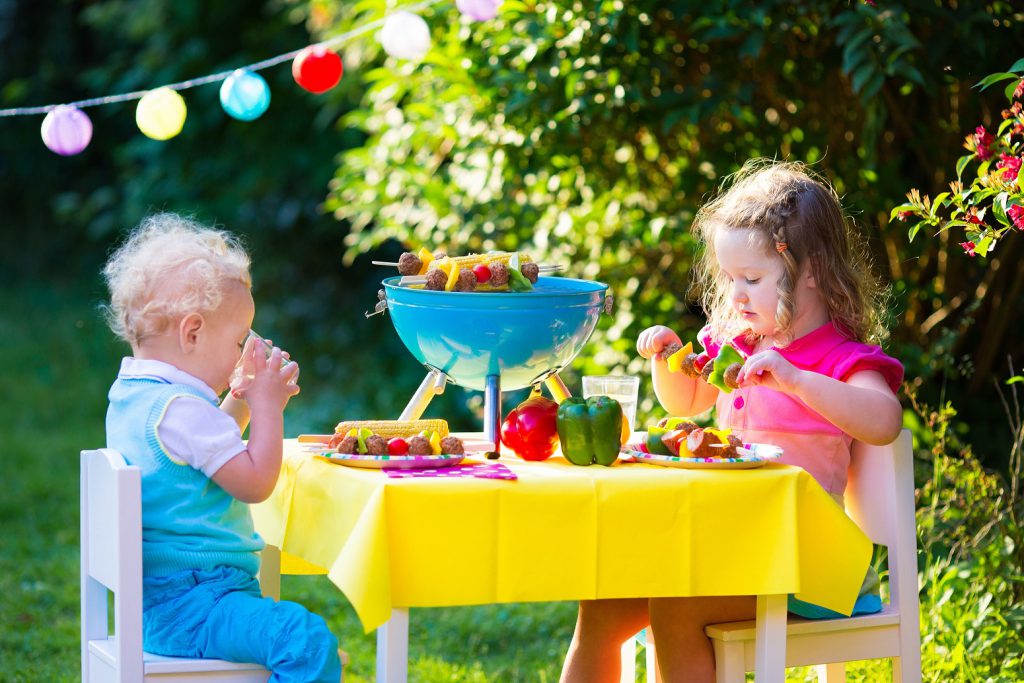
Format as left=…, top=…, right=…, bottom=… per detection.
left=2, top=0, right=1022, bottom=680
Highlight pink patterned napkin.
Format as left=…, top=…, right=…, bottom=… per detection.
left=384, top=461, right=517, bottom=480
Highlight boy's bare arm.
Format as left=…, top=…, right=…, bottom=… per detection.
left=212, top=403, right=283, bottom=504
left=212, top=349, right=297, bottom=504
left=220, top=393, right=251, bottom=433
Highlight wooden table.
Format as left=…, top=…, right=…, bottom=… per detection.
left=252, top=438, right=871, bottom=682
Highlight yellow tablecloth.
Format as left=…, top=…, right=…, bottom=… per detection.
left=252, top=440, right=871, bottom=633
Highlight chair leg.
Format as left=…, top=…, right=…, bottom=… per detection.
left=894, top=646, right=923, bottom=683
left=376, top=608, right=409, bottom=683
left=815, top=662, right=846, bottom=682
left=619, top=636, right=636, bottom=683
left=712, top=640, right=745, bottom=683
left=645, top=631, right=658, bottom=683
left=258, top=544, right=281, bottom=601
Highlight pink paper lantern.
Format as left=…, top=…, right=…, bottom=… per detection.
left=292, top=46, right=343, bottom=94
left=41, top=106, right=93, bottom=156
left=456, top=0, right=501, bottom=21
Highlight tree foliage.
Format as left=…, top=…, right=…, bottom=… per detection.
left=310, top=0, right=1023, bottom=442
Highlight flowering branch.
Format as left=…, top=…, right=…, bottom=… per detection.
left=891, top=58, right=1024, bottom=258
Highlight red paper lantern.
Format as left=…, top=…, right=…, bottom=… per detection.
left=292, top=46, right=343, bottom=94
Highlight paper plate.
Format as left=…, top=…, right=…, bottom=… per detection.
left=319, top=452, right=466, bottom=469
left=621, top=441, right=783, bottom=470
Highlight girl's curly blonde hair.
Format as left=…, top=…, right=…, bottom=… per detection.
left=692, top=159, right=887, bottom=346
left=102, top=213, right=251, bottom=347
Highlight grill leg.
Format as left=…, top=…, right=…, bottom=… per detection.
left=483, top=374, right=501, bottom=451
left=399, top=370, right=446, bottom=420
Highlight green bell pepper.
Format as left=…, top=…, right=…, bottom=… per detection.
left=508, top=267, right=533, bottom=292
left=556, top=396, right=624, bottom=466
left=644, top=426, right=672, bottom=455
left=707, top=343, right=745, bottom=394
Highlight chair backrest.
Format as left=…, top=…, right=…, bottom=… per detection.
left=844, top=429, right=919, bottom=620
left=81, top=448, right=145, bottom=682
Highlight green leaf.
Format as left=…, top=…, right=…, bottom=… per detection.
left=956, top=155, right=973, bottom=180
left=889, top=203, right=916, bottom=221
left=1005, top=79, right=1021, bottom=102
left=1009, top=58, right=1024, bottom=73
left=851, top=62, right=876, bottom=94
left=974, top=235, right=993, bottom=257
left=902, top=65, right=926, bottom=87
left=739, top=32, right=765, bottom=59
left=1007, top=376, right=1024, bottom=385
left=862, top=72, right=885, bottom=101
left=908, top=224, right=921, bottom=242
left=974, top=72, right=1018, bottom=91
left=842, top=29, right=874, bottom=74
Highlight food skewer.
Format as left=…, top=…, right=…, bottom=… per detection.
left=370, top=250, right=561, bottom=293
left=399, top=264, right=562, bottom=287
left=373, top=260, right=563, bottom=271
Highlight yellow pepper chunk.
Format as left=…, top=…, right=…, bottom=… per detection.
left=666, top=342, right=694, bottom=372
left=418, top=430, right=443, bottom=454
left=444, top=262, right=461, bottom=292
left=416, top=247, right=434, bottom=275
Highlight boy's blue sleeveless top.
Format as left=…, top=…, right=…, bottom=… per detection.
left=106, top=376, right=263, bottom=577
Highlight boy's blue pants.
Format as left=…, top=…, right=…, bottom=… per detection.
left=143, top=566, right=341, bottom=683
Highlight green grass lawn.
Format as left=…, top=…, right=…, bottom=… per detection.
left=0, top=280, right=582, bottom=682
left=0, top=280, right=911, bottom=682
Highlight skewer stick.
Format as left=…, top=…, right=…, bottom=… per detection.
left=372, top=260, right=401, bottom=266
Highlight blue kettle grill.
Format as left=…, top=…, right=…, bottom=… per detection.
left=383, top=276, right=611, bottom=449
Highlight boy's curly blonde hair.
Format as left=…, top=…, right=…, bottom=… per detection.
left=102, top=213, right=251, bottom=347
left=691, top=159, right=887, bottom=346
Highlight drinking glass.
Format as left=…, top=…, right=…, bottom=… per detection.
left=582, top=375, right=640, bottom=434
left=232, top=329, right=297, bottom=384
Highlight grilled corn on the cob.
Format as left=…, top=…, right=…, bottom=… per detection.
left=333, top=419, right=449, bottom=438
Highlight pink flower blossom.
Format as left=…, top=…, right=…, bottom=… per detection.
left=1015, top=78, right=1024, bottom=101
left=1009, top=205, right=1024, bottom=231
left=996, top=153, right=1022, bottom=182
left=862, top=0, right=877, bottom=6
left=897, top=210, right=913, bottom=221
left=974, top=125, right=995, bottom=160
left=959, top=241, right=977, bottom=257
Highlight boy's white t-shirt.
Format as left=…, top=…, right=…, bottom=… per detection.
left=117, top=357, right=246, bottom=477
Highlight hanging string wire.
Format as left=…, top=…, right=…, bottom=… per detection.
left=0, top=0, right=446, bottom=117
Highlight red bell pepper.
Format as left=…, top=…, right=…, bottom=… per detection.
left=500, top=395, right=560, bottom=461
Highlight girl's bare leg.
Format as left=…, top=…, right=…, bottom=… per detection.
left=648, top=596, right=756, bottom=683
left=560, top=598, right=650, bottom=683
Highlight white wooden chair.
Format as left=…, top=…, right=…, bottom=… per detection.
left=623, top=430, right=922, bottom=683
left=81, top=448, right=279, bottom=682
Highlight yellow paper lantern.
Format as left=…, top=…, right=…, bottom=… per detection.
left=136, top=87, right=187, bottom=141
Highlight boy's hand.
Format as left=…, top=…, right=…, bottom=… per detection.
left=637, top=325, right=683, bottom=360
left=738, top=350, right=804, bottom=394
left=245, top=345, right=301, bottom=412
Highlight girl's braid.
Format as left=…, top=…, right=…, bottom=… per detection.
left=765, top=188, right=802, bottom=345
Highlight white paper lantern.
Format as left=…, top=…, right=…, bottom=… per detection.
left=379, top=11, right=431, bottom=61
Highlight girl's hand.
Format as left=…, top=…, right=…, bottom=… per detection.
left=637, top=325, right=683, bottom=360
left=738, top=350, right=805, bottom=394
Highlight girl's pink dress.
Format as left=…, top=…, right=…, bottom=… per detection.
left=698, top=322, right=903, bottom=500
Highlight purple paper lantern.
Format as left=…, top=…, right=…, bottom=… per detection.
left=41, top=106, right=93, bottom=156
left=456, top=0, right=501, bottom=21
